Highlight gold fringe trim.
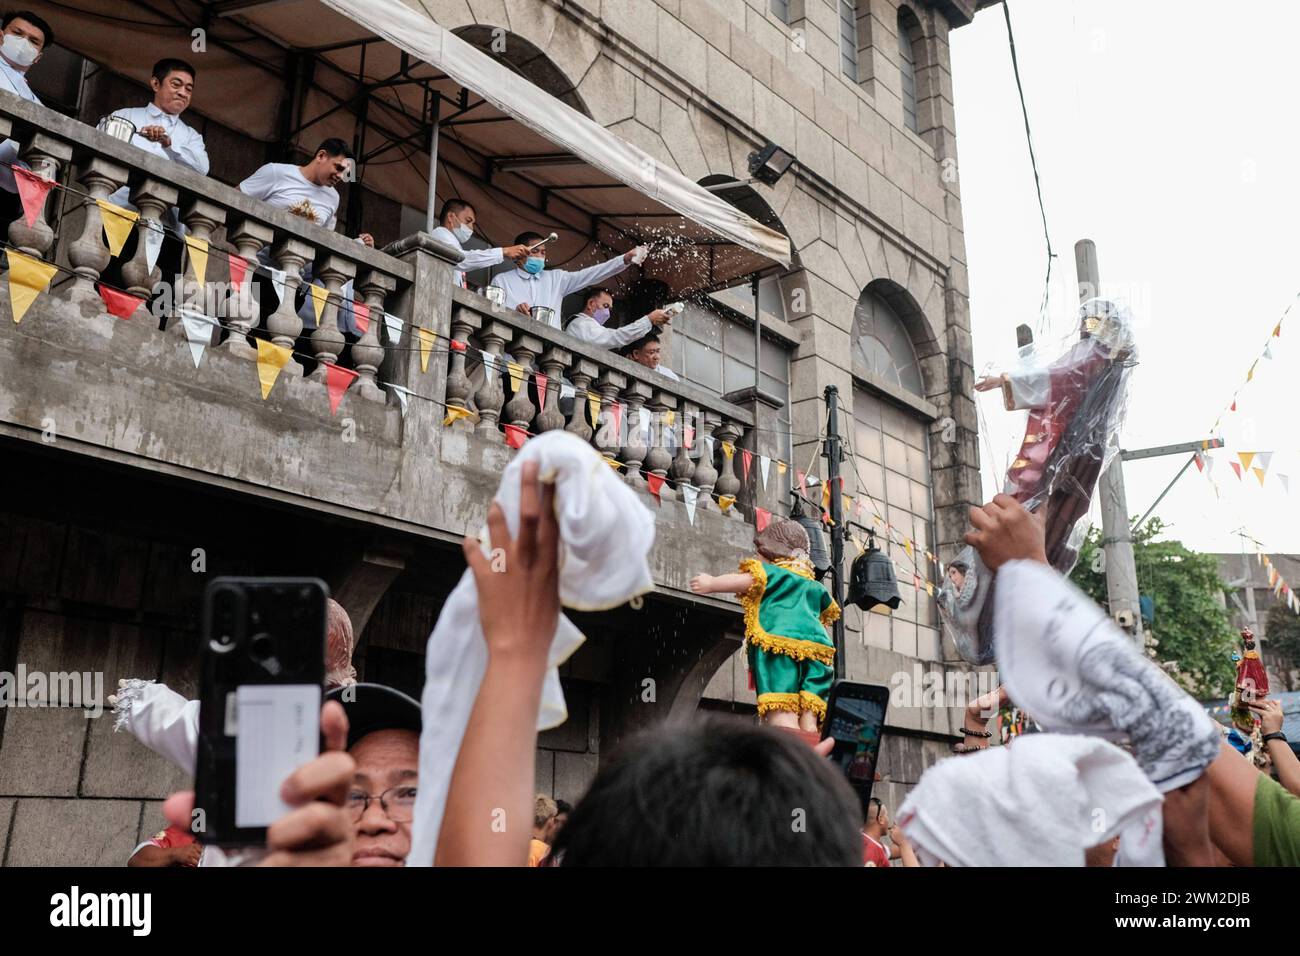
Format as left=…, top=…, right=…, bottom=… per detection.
left=757, top=692, right=802, bottom=716
left=738, top=557, right=835, bottom=666
left=773, top=557, right=815, bottom=580
left=820, top=600, right=841, bottom=627
left=799, top=690, right=827, bottom=722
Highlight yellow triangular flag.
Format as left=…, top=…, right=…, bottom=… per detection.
left=255, top=339, right=292, bottom=399
left=1238, top=451, right=1256, bottom=472
left=1247, top=362, right=1256, bottom=382
left=1254, top=467, right=1265, bottom=486
left=603, top=456, right=622, bottom=471
left=442, top=405, right=477, bottom=428
left=842, top=494, right=852, bottom=514
left=663, top=410, right=675, bottom=427
left=821, top=481, right=830, bottom=509
left=588, top=392, right=601, bottom=428
left=718, top=494, right=736, bottom=513
left=96, top=200, right=138, bottom=257
left=776, top=461, right=788, bottom=476
left=6, top=249, right=58, bottom=323
left=418, top=328, right=434, bottom=373
left=904, top=538, right=914, bottom=559
left=925, top=581, right=934, bottom=597
left=308, top=283, right=329, bottom=324
left=506, top=361, right=524, bottom=393
left=184, top=235, right=208, bottom=286
left=721, top=441, right=734, bottom=459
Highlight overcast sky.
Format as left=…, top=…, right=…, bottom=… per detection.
left=948, top=0, right=1300, bottom=561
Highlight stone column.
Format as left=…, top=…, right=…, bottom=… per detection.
left=502, top=332, right=542, bottom=431
left=644, top=389, right=677, bottom=501
left=473, top=318, right=512, bottom=440
left=594, top=369, right=627, bottom=463
left=353, top=269, right=396, bottom=402
left=308, top=254, right=355, bottom=382
left=9, top=133, right=72, bottom=258
left=618, top=379, right=653, bottom=490
left=443, top=304, right=479, bottom=428
left=265, top=237, right=313, bottom=375
left=671, top=400, right=698, bottom=485
left=64, top=156, right=128, bottom=306
left=691, top=412, right=720, bottom=513
left=176, top=198, right=225, bottom=322
left=534, top=346, right=571, bottom=433
left=714, top=417, right=743, bottom=520
left=565, top=357, right=600, bottom=444
left=220, top=218, right=272, bottom=360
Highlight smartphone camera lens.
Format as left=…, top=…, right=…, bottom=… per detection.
left=250, top=633, right=275, bottom=661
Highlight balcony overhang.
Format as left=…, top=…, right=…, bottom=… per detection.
left=52, top=0, right=791, bottom=295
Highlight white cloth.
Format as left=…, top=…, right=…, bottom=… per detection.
left=652, top=364, right=680, bottom=382
left=408, top=431, right=656, bottom=866
left=239, top=163, right=339, bottom=230
left=105, top=103, right=208, bottom=212
left=495, top=256, right=630, bottom=327
left=429, top=224, right=504, bottom=288
left=565, top=311, right=652, bottom=350
left=110, top=678, right=199, bottom=772
left=896, top=733, right=1165, bottom=867
left=0, top=58, right=40, bottom=193
left=995, top=559, right=1222, bottom=793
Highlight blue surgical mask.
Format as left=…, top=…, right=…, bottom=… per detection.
left=523, top=256, right=545, bottom=276
left=592, top=306, right=611, bottom=325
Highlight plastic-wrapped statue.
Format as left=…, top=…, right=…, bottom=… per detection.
left=690, top=517, right=840, bottom=732
left=1229, top=627, right=1269, bottom=734
left=939, top=298, right=1137, bottom=664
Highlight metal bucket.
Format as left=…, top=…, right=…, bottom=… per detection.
left=484, top=285, right=505, bottom=308
left=97, top=115, right=137, bottom=143
left=530, top=306, right=556, bottom=327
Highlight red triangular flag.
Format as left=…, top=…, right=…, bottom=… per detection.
left=504, top=424, right=528, bottom=449
left=646, top=473, right=665, bottom=499
left=448, top=337, right=466, bottom=351
left=683, top=426, right=694, bottom=450
left=796, top=470, right=806, bottom=492
left=228, top=254, right=249, bottom=293
left=353, top=300, right=370, bottom=335
left=98, top=285, right=144, bottom=319
left=534, top=373, right=548, bottom=407
left=1230, top=461, right=1242, bottom=480
left=611, top=403, right=623, bottom=436
left=913, top=573, right=922, bottom=589
left=741, top=449, right=752, bottom=481
left=1194, top=453, right=1204, bottom=472
left=324, top=363, right=358, bottom=416
left=13, top=167, right=54, bottom=228
left=1230, top=400, right=1237, bottom=412
left=755, top=507, right=771, bottom=532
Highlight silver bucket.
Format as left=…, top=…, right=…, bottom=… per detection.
left=484, top=285, right=505, bottom=308
left=530, top=306, right=556, bottom=327
left=97, top=114, right=137, bottom=143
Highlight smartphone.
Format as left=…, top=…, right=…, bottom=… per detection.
left=821, top=680, right=890, bottom=815
left=192, top=577, right=328, bottom=846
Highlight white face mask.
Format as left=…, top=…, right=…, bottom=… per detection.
left=453, top=222, right=473, bottom=243
left=2, top=33, right=38, bottom=69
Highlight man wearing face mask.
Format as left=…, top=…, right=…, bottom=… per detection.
left=429, top=198, right=526, bottom=289
left=495, top=230, right=643, bottom=330
left=565, top=286, right=673, bottom=351
left=0, top=11, right=53, bottom=198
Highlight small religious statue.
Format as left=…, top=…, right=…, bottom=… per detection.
left=690, top=516, right=840, bottom=732
left=939, top=298, right=1138, bottom=664
left=1229, top=626, right=1270, bottom=734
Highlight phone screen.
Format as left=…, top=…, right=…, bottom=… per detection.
left=823, top=683, right=888, bottom=813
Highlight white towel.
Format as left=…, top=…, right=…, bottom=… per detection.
left=896, top=734, right=1164, bottom=866
left=408, top=431, right=656, bottom=866
left=995, top=559, right=1221, bottom=793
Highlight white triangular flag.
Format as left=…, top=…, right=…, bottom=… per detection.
left=681, top=484, right=698, bottom=525
left=1280, top=473, right=1290, bottom=494
left=703, top=434, right=715, bottom=460
left=268, top=267, right=288, bottom=305
left=559, top=382, right=575, bottom=401
left=143, top=220, right=164, bottom=274
left=384, top=311, right=403, bottom=345
left=390, top=385, right=410, bottom=417
left=638, top=407, right=651, bottom=430
left=1264, top=344, right=1273, bottom=360
left=1204, top=455, right=1215, bottom=477
left=759, top=455, right=771, bottom=489
left=179, top=309, right=216, bottom=368
left=482, top=352, right=496, bottom=377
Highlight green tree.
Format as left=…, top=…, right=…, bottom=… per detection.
left=1265, top=602, right=1300, bottom=692
left=1070, top=518, right=1238, bottom=699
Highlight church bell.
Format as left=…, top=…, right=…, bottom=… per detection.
left=847, top=530, right=902, bottom=611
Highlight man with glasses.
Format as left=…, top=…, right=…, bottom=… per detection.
left=326, top=682, right=422, bottom=867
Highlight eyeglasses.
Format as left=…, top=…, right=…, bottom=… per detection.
left=346, top=784, right=418, bottom=823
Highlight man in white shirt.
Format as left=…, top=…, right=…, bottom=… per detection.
left=105, top=58, right=208, bottom=212
left=566, top=286, right=672, bottom=351
left=429, top=198, right=526, bottom=288
left=624, top=330, right=680, bottom=382
left=0, top=10, right=52, bottom=197
left=495, top=230, right=641, bottom=329
left=239, top=138, right=373, bottom=247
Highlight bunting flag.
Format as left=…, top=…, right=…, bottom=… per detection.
left=683, top=425, right=694, bottom=450
left=796, top=469, right=805, bottom=490
left=587, top=391, right=601, bottom=429
left=755, top=507, right=771, bottom=533
left=663, top=410, right=675, bottom=427
left=267, top=267, right=288, bottom=306
left=1253, top=468, right=1266, bottom=486
left=6, top=250, right=58, bottom=323
left=842, top=494, right=852, bottom=515
left=759, top=455, right=771, bottom=489
left=610, top=402, right=623, bottom=436
left=776, top=461, right=787, bottom=477
left=228, top=255, right=249, bottom=293
left=1230, top=461, right=1242, bottom=480
left=1246, top=363, right=1256, bottom=382
left=721, top=441, right=735, bottom=460
left=603, top=456, right=622, bottom=472
left=481, top=352, right=496, bottom=377
left=1230, top=400, right=1237, bottom=412
left=821, top=480, right=831, bottom=511
left=418, top=328, right=434, bottom=373
left=1264, top=344, right=1273, bottom=360
left=183, top=235, right=209, bottom=286
left=646, top=473, right=665, bottom=500
left=534, top=373, right=548, bottom=408
left=1256, top=452, right=1273, bottom=478
left=912, top=573, right=922, bottom=590
left=353, top=301, right=370, bottom=336
left=179, top=309, right=216, bottom=367
left=98, top=285, right=143, bottom=319
left=13, top=167, right=54, bottom=227
left=741, top=449, right=752, bottom=481
left=681, top=484, right=699, bottom=525
left=925, top=581, right=934, bottom=597
left=96, top=200, right=137, bottom=256
left=1194, top=452, right=1204, bottom=472
left=504, top=424, right=528, bottom=449
left=1204, top=455, right=1215, bottom=477
left=448, top=338, right=467, bottom=352
left=142, top=221, right=164, bottom=274
left=703, top=434, right=715, bottom=460
left=443, top=405, right=476, bottom=428
left=718, top=494, right=736, bottom=513
left=384, top=311, right=403, bottom=345
left=324, top=364, right=358, bottom=416
left=506, top=361, right=524, bottom=393
left=904, top=538, right=914, bottom=559
left=853, top=497, right=867, bottom=517
left=1280, top=474, right=1290, bottom=494
left=1238, top=451, right=1256, bottom=472
left=638, top=406, right=651, bottom=435
left=559, top=382, right=575, bottom=402
left=255, top=339, right=292, bottom=399
left=1274, top=322, right=1283, bottom=337
left=390, top=385, right=410, bottom=417
left=307, top=283, right=329, bottom=325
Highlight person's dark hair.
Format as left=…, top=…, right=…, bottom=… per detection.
left=554, top=799, right=573, bottom=816
left=438, top=198, right=473, bottom=224
left=3, top=10, right=52, bottom=48
left=515, top=231, right=544, bottom=248
left=551, top=719, right=862, bottom=866
left=621, top=329, right=662, bottom=357
left=315, top=138, right=354, bottom=161
left=583, top=287, right=612, bottom=307
left=151, top=57, right=196, bottom=83
left=865, top=797, right=885, bottom=826
left=948, top=561, right=969, bottom=574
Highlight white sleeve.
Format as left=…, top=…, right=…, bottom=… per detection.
left=568, top=314, right=652, bottom=349
left=165, top=125, right=209, bottom=177
left=238, top=165, right=276, bottom=201
left=1003, top=367, right=1051, bottom=410
left=111, top=679, right=200, bottom=773
left=557, top=255, right=630, bottom=298
left=457, top=247, right=505, bottom=272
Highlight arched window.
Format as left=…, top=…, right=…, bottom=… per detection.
left=897, top=8, right=921, bottom=133
left=853, top=291, right=923, bottom=397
